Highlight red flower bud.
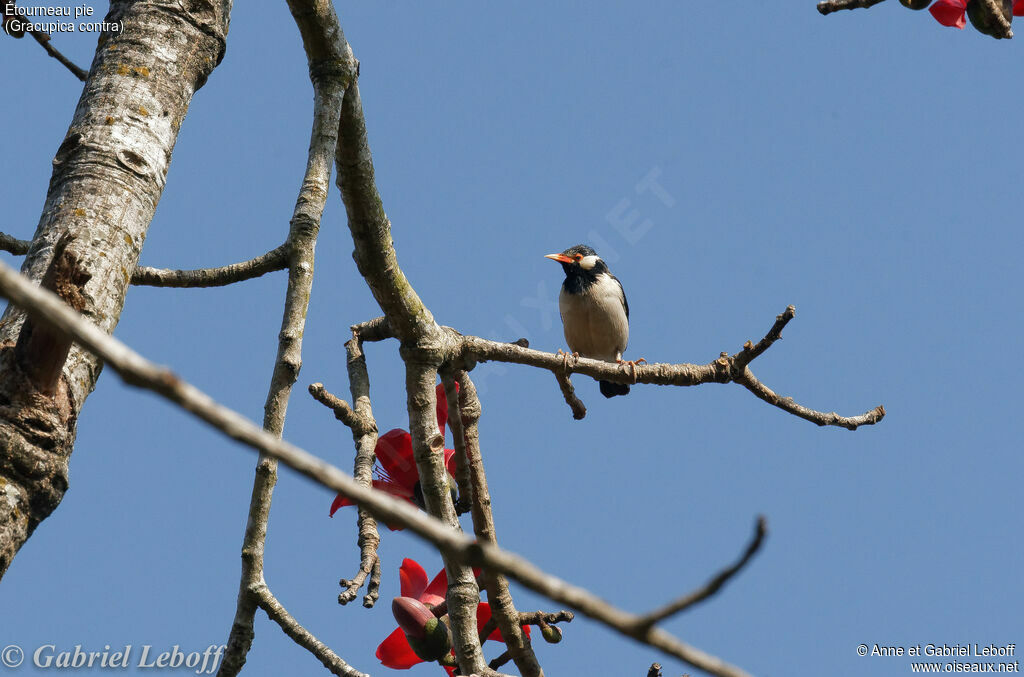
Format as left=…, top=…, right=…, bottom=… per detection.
left=391, top=596, right=435, bottom=639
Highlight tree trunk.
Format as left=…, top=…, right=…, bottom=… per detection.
left=0, top=0, right=232, bottom=580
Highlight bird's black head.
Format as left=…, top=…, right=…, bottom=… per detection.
left=544, top=244, right=609, bottom=280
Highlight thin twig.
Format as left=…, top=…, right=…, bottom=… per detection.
left=131, top=243, right=289, bottom=287
left=309, top=382, right=362, bottom=432
left=0, top=257, right=756, bottom=677
left=735, top=368, right=886, bottom=430
left=335, top=330, right=381, bottom=607
left=351, top=316, right=392, bottom=342
left=519, top=610, right=574, bottom=626
left=253, top=585, right=368, bottom=676
left=554, top=369, right=587, bottom=420
left=2, top=2, right=86, bottom=79
left=0, top=232, right=30, bottom=256
left=817, top=0, right=886, bottom=15
left=28, top=30, right=89, bottom=80
left=0, top=232, right=289, bottom=288
left=731, top=305, right=794, bottom=371
left=489, top=650, right=513, bottom=670
left=636, top=517, right=767, bottom=630
left=364, top=555, right=382, bottom=608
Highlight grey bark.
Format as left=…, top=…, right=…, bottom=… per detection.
left=0, top=0, right=231, bottom=580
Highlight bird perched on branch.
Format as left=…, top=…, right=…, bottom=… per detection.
left=545, top=244, right=641, bottom=398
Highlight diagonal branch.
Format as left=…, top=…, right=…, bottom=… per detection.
left=253, top=585, right=368, bottom=677
left=635, top=517, right=767, bottom=630
left=0, top=255, right=756, bottom=677
left=336, top=79, right=434, bottom=341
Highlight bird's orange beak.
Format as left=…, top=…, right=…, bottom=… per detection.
left=544, top=253, right=574, bottom=264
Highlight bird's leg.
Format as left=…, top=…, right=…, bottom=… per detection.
left=617, top=357, right=647, bottom=383
left=556, top=349, right=580, bottom=372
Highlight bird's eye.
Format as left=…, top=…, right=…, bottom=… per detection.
left=573, top=254, right=583, bottom=262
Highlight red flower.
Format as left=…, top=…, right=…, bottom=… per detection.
left=376, top=559, right=531, bottom=673
left=330, top=383, right=460, bottom=524
left=929, top=0, right=968, bottom=27
left=329, top=429, right=458, bottom=529
left=1015, top=0, right=1024, bottom=15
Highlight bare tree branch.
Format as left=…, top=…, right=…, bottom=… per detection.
left=554, top=368, right=587, bottom=420
left=817, top=0, right=887, bottom=14
left=2, top=1, right=90, bottom=81
left=1, top=232, right=289, bottom=288
left=442, top=373, right=472, bottom=513
left=310, top=381, right=363, bottom=432
left=328, top=4, right=497, bottom=668
left=407, top=360, right=490, bottom=675
left=735, top=368, right=886, bottom=430
left=336, top=82, right=434, bottom=342
left=456, top=372, right=543, bottom=677
left=253, top=585, right=368, bottom=677
left=458, top=307, right=884, bottom=429
left=219, top=0, right=353, bottom=671
left=0, top=232, right=30, bottom=256
left=636, top=517, right=767, bottom=630
left=130, top=244, right=289, bottom=287
left=350, top=316, right=393, bottom=342
left=0, top=256, right=756, bottom=677
left=325, top=329, right=382, bottom=607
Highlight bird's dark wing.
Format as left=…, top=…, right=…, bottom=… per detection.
left=611, top=274, right=629, bottom=319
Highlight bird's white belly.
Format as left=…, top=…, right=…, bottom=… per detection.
left=559, top=283, right=628, bottom=362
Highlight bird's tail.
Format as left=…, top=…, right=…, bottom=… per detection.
left=599, top=380, right=630, bottom=398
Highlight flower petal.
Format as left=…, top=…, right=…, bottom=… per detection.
left=1014, top=0, right=1024, bottom=15
left=422, top=566, right=448, bottom=607
left=329, top=493, right=349, bottom=516
left=444, top=448, right=458, bottom=477
left=376, top=429, right=419, bottom=489
left=376, top=627, right=423, bottom=669
left=399, top=558, right=429, bottom=600
left=329, top=480, right=414, bottom=519
left=929, top=0, right=967, bottom=27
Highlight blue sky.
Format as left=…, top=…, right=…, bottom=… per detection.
left=2, top=2, right=1021, bottom=676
